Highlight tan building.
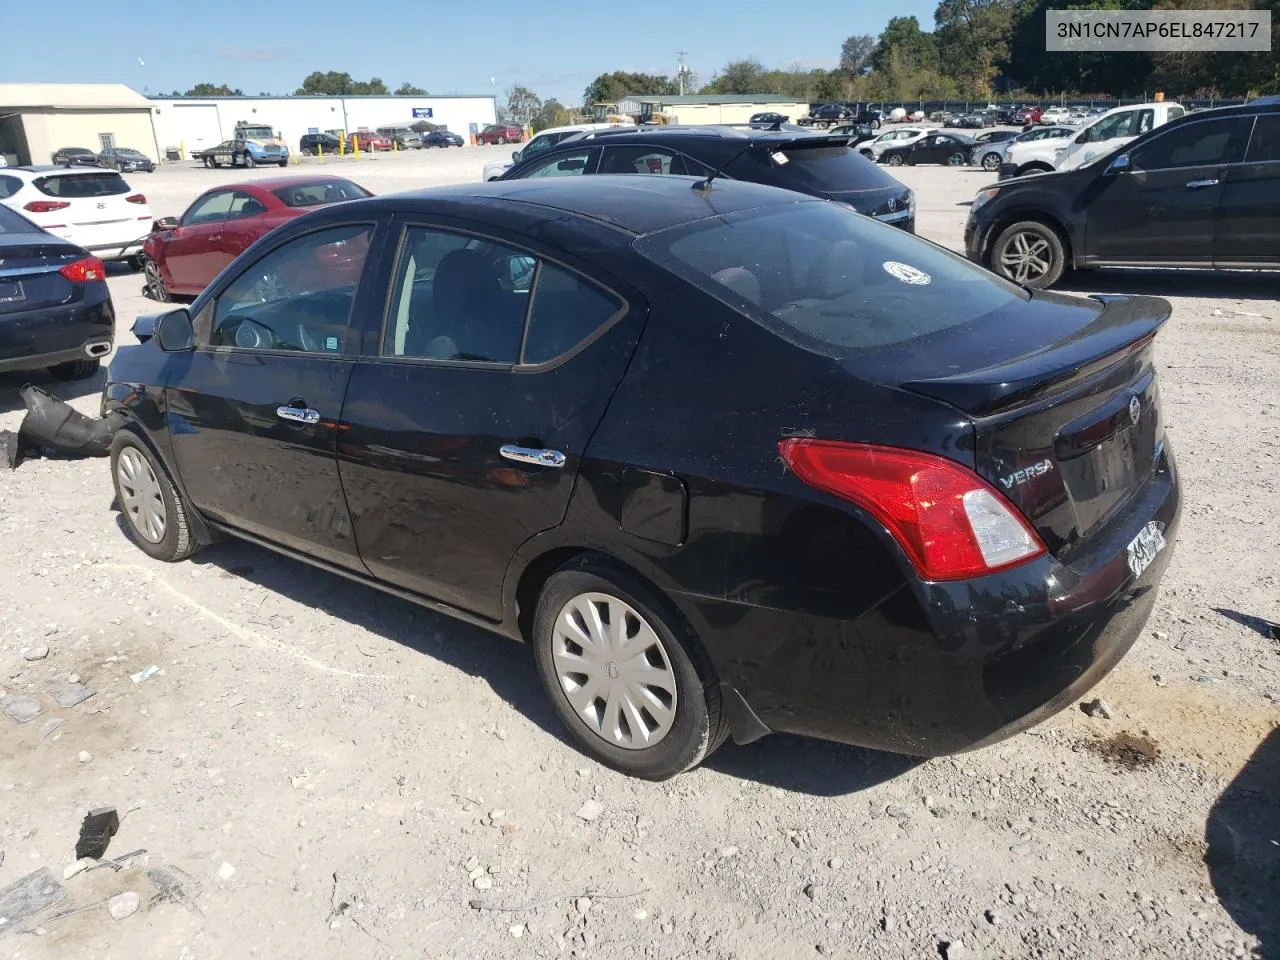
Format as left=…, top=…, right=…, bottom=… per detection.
left=0, top=84, right=159, bottom=166
left=615, top=94, right=810, bottom=126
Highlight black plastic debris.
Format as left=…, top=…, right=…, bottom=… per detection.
left=4, top=384, right=123, bottom=469
left=0, top=867, right=65, bottom=937
left=75, top=807, right=120, bottom=861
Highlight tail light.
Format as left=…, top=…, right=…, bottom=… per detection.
left=778, top=439, right=1046, bottom=581
left=58, top=257, right=107, bottom=283
left=25, top=200, right=71, bottom=213
left=126, top=194, right=147, bottom=205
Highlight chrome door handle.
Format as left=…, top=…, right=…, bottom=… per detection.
left=276, top=405, right=320, bottom=424
left=500, top=444, right=566, bottom=468
left=1185, top=179, right=1219, bottom=189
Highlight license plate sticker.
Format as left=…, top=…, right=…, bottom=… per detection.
left=0, top=280, right=26, bottom=304
left=1126, top=521, right=1167, bottom=579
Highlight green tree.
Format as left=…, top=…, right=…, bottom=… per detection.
left=533, top=98, right=571, bottom=131
left=702, top=58, right=769, bottom=94
left=840, top=35, right=877, bottom=73
left=870, top=16, right=939, bottom=74
left=582, top=71, right=678, bottom=106
left=505, top=85, right=542, bottom=126
left=184, top=82, right=243, bottom=96
left=1006, top=0, right=1153, bottom=96
left=394, top=82, right=428, bottom=96
left=350, top=77, right=389, bottom=95
left=934, top=0, right=1015, bottom=97
left=295, top=72, right=389, bottom=96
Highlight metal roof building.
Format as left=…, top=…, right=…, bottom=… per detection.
left=0, top=84, right=159, bottom=165
left=616, top=93, right=809, bottom=125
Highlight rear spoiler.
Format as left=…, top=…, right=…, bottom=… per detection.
left=900, top=294, right=1172, bottom=416
left=751, top=135, right=858, bottom=151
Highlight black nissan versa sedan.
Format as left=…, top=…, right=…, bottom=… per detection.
left=102, top=175, right=1181, bottom=780
left=0, top=204, right=114, bottom=381
left=498, top=126, right=917, bottom=233
left=965, top=99, right=1280, bottom=288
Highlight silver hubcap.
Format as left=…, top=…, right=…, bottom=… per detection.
left=552, top=592, right=678, bottom=750
left=117, top=447, right=166, bottom=543
left=1000, top=231, right=1053, bottom=284
left=983, top=154, right=999, bottom=170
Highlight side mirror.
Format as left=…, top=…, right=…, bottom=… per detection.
left=1105, top=154, right=1131, bottom=175
left=155, top=309, right=195, bottom=352
left=154, top=216, right=178, bottom=231
left=511, top=150, right=522, bottom=161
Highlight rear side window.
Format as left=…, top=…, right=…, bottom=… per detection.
left=1132, top=117, right=1253, bottom=170
left=731, top=144, right=900, bottom=192
left=0, top=203, right=39, bottom=234
left=636, top=201, right=1023, bottom=354
left=1246, top=115, right=1280, bottom=163
left=34, top=172, right=129, bottom=198
left=0, top=175, right=22, bottom=200
left=272, top=180, right=371, bottom=207
left=523, top=264, right=624, bottom=364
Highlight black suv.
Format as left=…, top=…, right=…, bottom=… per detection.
left=299, top=133, right=343, bottom=156
left=499, top=126, right=915, bottom=233
left=965, top=99, right=1280, bottom=288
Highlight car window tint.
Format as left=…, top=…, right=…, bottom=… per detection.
left=1132, top=117, right=1252, bottom=170
left=525, top=150, right=594, bottom=177
left=731, top=144, right=900, bottom=193
left=0, top=175, right=22, bottom=200
left=636, top=201, right=1022, bottom=354
left=210, top=224, right=372, bottom=353
left=383, top=226, right=530, bottom=363
left=227, top=191, right=267, bottom=220
left=522, top=133, right=565, bottom=159
left=1246, top=115, right=1280, bottom=163
left=599, top=146, right=687, bottom=175
left=34, top=173, right=129, bottom=198
left=184, top=192, right=234, bottom=226
left=522, top=263, right=624, bottom=364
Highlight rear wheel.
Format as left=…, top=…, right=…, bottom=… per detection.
left=887, top=153, right=904, bottom=166
left=532, top=562, right=729, bottom=780
left=143, top=257, right=170, bottom=302
left=990, top=220, right=1067, bottom=289
left=210, top=157, right=221, bottom=168
left=111, top=432, right=198, bottom=563
left=1017, top=162, right=1053, bottom=176
left=48, top=359, right=100, bottom=381
left=278, top=159, right=288, bottom=167
left=981, top=151, right=1002, bottom=171
left=947, top=151, right=966, bottom=166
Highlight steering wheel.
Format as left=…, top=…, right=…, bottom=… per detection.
left=232, top=317, right=277, bottom=349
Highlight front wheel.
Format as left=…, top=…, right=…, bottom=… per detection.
left=211, top=158, right=221, bottom=168
left=278, top=160, right=288, bottom=167
left=111, top=432, right=199, bottom=563
left=532, top=562, right=729, bottom=780
left=887, top=153, right=904, bottom=166
left=981, top=151, right=1002, bottom=171
left=990, top=220, right=1067, bottom=289
left=947, top=151, right=965, bottom=166
left=143, top=257, right=170, bottom=302
left=243, top=153, right=256, bottom=168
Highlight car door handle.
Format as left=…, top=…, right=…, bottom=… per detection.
left=1185, top=179, right=1219, bottom=190
left=276, top=405, right=320, bottom=424
left=500, top=444, right=566, bottom=468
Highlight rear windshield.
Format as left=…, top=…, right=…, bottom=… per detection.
left=635, top=201, right=1026, bottom=354
left=35, top=172, right=130, bottom=198
left=0, top=204, right=40, bottom=234
left=733, top=144, right=901, bottom=192
left=271, top=180, right=371, bottom=207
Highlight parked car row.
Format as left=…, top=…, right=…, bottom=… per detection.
left=50, top=146, right=156, bottom=171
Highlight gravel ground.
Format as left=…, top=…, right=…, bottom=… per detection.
left=1, top=150, right=1277, bottom=960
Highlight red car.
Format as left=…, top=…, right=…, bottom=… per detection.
left=349, top=132, right=394, bottom=152
left=140, top=176, right=372, bottom=301
left=478, top=123, right=525, bottom=145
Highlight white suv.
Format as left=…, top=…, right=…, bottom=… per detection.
left=1040, top=107, right=1072, bottom=125
left=483, top=123, right=636, bottom=181
left=0, top=166, right=154, bottom=261
left=860, top=128, right=937, bottom=161
left=1054, top=101, right=1185, bottom=171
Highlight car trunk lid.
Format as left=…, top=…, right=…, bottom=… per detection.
left=0, top=238, right=83, bottom=313
left=898, top=293, right=1172, bottom=559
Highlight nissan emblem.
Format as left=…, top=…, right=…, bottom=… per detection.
left=1129, top=396, right=1141, bottom=425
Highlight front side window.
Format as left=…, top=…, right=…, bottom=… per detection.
left=183, top=191, right=234, bottom=226
left=1083, top=111, right=1138, bottom=143
left=209, top=224, right=372, bottom=352
left=227, top=191, right=268, bottom=220
left=523, top=149, right=596, bottom=178
left=1131, top=117, right=1252, bottom=170
left=522, top=132, right=567, bottom=159
left=1246, top=114, right=1280, bottom=163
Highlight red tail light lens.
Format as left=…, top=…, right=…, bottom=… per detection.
left=24, top=200, right=71, bottom=213
left=126, top=193, right=147, bottom=205
left=58, top=257, right=107, bottom=283
left=778, top=439, right=1046, bottom=581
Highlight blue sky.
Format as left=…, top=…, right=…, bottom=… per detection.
left=2, top=0, right=938, bottom=105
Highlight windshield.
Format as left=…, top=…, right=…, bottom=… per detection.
left=271, top=179, right=372, bottom=207
left=118, top=149, right=146, bottom=158
left=635, top=201, right=1025, bottom=355
left=238, top=126, right=275, bottom=140
left=729, top=144, right=902, bottom=192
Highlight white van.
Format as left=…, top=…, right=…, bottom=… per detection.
left=1054, top=101, right=1186, bottom=171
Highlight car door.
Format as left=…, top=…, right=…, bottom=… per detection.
left=913, top=135, right=948, bottom=164
left=214, top=190, right=272, bottom=276
left=163, top=190, right=235, bottom=290
left=166, top=220, right=383, bottom=568
left=1216, top=113, right=1280, bottom=267
left=1085, top=115, right=1254, bottom=265
left=337, top=218, right=647, bottom=619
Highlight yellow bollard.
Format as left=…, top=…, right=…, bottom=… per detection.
left=318, top=144, right=324, bottom=164
left=354, top=136, right=360, bottom=158
left=180, top=141, right=186, bottom=160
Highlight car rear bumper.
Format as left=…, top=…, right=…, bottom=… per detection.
left=998, top=162, right=1020, bottom=179
left=0, top=292, right=115, bottom=372
left=680, top=445, right=1181, bottom=757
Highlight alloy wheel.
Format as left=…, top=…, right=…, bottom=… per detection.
left=143, top=259, right=169, bottom=302
left=551, top=591, right=679, bottom=750
left=999, top=230, right=1054, bottom=284
left=117, top=447, right=167, bottom=543
left=888, top=154, right=903, bottom=166
left=982, top=152, right=1001, bottom=170
left=948, top=152, right=965, bottom=166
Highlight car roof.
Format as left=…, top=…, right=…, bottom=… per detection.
left=4, top=165, right=121, bottom=176
left=365, top=174, right=816, bottom=236
left=224, top=175, right=360, bottom=191
left=537, top=123, right=635, bottom=136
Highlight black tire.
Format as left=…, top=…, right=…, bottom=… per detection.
left=48, top=358, right=100, bottom=381
left=871, top=119, right=881, bottom=129
left=990, top=219, right=1067, bottom=289
left=211, top=158, right=221, bottom=168
left=1017, top=162, right=1052, bottom=176
left=532, top=561, right=729, bottom=780
left=947, top=151, right=966, bottom=166
left=142, top=257, right=170, bottom=302
left=887, top=153, right=904, bottom=166
left=278, top=160, right=288, bottom=167
left=126, top=255, right=144, bottom=271
left=859, top=148, right=872, bottom=158
left=302, top=147, right=314, bottom=156
left=981, top=151, right=1002, bottom=171
left=110, top=431, right=199, bottom=563
left=244, top=153, right=256, bottom=168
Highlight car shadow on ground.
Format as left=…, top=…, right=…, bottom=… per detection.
left=1213, top=607, right=1280, bottom=639
left=118, top=525, right=917, bottom=797
left=1056, top=270, right=1280, bottom=303
left=1206, top=728, right=1280, bottom=958
left=0, top=366, right=106, bottom=415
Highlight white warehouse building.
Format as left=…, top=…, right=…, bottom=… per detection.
left=149, top=94, right=498, bottom=155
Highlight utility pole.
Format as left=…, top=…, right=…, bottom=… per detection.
left=676, top=51, right=689, bottom=96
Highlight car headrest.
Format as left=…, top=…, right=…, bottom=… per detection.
left=807, top=240, right=865, bottom=299
left=710, top=266, right=762, bottom=305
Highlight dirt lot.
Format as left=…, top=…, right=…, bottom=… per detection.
left=1, top=150, right=1277, bottom=960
